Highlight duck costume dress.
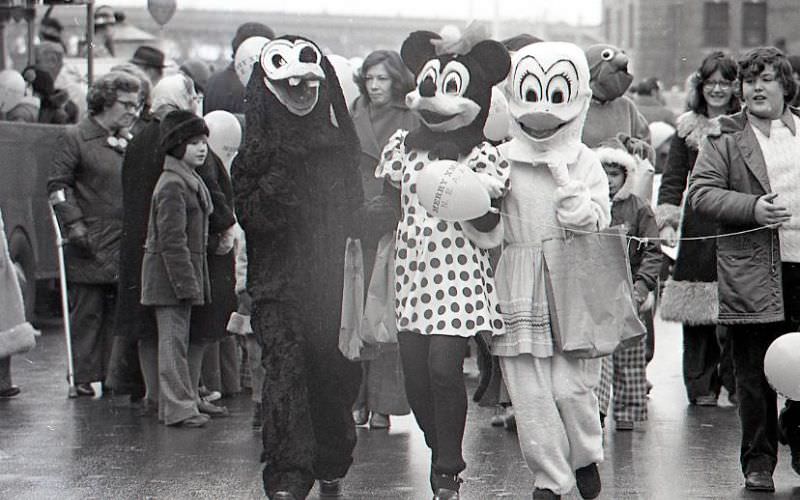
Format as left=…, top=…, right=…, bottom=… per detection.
left=494, top=42, right=610, bottom=500
left=231, top=36, right=363, bottom=499
left=375, top=27, right=510, bottom=499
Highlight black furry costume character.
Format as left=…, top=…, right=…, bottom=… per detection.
left=231, top=36, right=363, bottom=499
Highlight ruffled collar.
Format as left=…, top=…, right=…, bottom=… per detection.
left=676, top=111, right=720, bottom=150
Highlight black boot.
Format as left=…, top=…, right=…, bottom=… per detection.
left=431, top=472, right=462, bottom=500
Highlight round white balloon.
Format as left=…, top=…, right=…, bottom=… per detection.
left=0, top=70, right=26, bottom=113
left=234, top=36, right=270, bottom=87
left=416, top=160, right=491, bottom=221
left=764, top=331, right=800, bottom=400
left=326, top=54, right=359, bottom=111
left=204, top=110, right=242, bottom=171
left=484, top=85, right=510, bottom=142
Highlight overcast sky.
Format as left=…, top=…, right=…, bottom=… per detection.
left=102, top=0, right=602, bottom=25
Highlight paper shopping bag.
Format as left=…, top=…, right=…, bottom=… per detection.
left=339, top=238, right=365, bottom=361
left=542, top=226, right=646, bottom=358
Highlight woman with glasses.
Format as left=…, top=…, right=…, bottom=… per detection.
left=656, top=51, right=740, bottom=407
left=47, top=71, right=142, bottom=397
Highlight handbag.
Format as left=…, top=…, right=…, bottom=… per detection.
left=361, top=232, right=398, bottom=345
left=542, top=226, right=646, bottom=358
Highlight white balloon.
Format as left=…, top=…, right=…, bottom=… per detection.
left=0, top=70, right=26, bottom=113
left=203, top=110, right=242, bottom=171
left=484, top=85, right=510, bottom=142
left=327, top=54, right=359, bottom=111
left=764, top=332, right=800, bottom=400
left=234, top=36, right=270, bottom=87
left=416, top=160, right=491, bottom=221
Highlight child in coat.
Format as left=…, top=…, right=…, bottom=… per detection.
left=140, top=110, right=213, bottom=428
left=593, top=140, right=662, bottom=431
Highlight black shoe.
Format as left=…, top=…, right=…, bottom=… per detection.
left=431, top=472, right=462, bottom=499
left=0, top=386, right=20, bottom=398
left=75, top=383, right=95, bottom=397
left=744, top=471, right=775, bottom=492
left=318, top=478, right=342, bottom=497
left=575, top=463, right=601, bottom=499
left=532, top=488, right=561, bottom=499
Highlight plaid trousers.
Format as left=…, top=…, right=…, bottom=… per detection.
left=595, top=336, right=648, bottom=422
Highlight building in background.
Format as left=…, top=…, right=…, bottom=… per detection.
left=602, top=0, right=800, bottom=89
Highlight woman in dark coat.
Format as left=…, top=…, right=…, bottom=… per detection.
left=656, top=51, right=740, bottom=406
left=48, top=71, right=141, bottom=397
left=350, top=50, right=418, bottom=429
left=115, top=74, right=231, bottom=415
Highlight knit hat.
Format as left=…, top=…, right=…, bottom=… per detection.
left=232, top=22, right=274, bottom=54
left=6, top=96, right=41, bottom=123
left=649, top=121, right=676, bottom=150
left=160, top=110, right=209, bottom=157
left=94, top=5, right=116, bottom=27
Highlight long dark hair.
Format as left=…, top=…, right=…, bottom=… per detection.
left=354, top=50, right=415, bottom=104
left=687, top=51, right=740, bottom=116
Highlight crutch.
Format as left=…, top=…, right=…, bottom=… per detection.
left=49, top=189, right=78, bottom=399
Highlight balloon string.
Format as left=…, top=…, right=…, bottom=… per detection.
left=496, top=209, right=781, bottom=246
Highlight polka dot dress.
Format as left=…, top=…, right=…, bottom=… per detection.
left=376, top=130, right=509, bottom=338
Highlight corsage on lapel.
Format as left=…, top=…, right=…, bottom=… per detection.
left=106, top=131, right=132, bottom=154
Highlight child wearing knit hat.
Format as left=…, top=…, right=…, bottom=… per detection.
left=593, top=139, right=662, bottom=432
left=140, top=110, right=214, bottom=428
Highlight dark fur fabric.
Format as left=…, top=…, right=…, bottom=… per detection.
left=231, top=35, right=363, bottom=497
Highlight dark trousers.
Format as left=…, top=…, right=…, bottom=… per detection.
left=68, top=283, right=116, bottom=384
left=682, top=323, right=722, bottom=401
left=728, top=262, right=800, bottom=475
left=397, top=331, right=469, bottom=476
left=256, top=301, right=362, bottom=499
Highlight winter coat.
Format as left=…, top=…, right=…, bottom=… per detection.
left=141, top=156, right=213, bottom=306
left=688, top=109, right=800, bottom=325
left=351, top=96, right=419, bottom=201
left=656, top=112, right=721, bottom=324
left=634, top=94, right=676, bottom=127
left=48, top=117, right=125, bottom=284
left=190, top=152, right=237, bottom=342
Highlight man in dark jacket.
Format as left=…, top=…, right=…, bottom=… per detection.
left=689, top=46, right=800, bottom=493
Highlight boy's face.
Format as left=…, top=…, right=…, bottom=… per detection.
left=603, top=163, right=625, bottom=198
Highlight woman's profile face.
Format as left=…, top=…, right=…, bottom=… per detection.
left=365, top=62, right=393, bottom=106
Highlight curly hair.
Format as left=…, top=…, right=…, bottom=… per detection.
left=687, top=51, right=741, bottom=116
left=86, top=71, right=141, bottom=116
left=354, top=50, right=415, bottom=104
left=738, top=46, right=797, bottom=104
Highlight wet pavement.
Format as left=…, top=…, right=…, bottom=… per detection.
left=2, top=316, right=800, bottom=499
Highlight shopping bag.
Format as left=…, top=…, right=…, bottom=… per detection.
left=542, top=226, right=646, bottom=358
left=361, top=232, right=398, bottom=345
left=339, top=237, right=365, bottom=361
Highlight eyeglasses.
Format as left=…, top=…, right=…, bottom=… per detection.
left=116, top=99, right=141, bottom=112
left=703, top=80, right=733, bottom=91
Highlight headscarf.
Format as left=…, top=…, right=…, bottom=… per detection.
left=150, top=73, right=197, bottom=120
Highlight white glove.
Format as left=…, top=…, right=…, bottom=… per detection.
left=215, top=225, right=236, bottom=255
left=475, top=172, right=505, bottom=199
left=548, top=160, right=570, bottom=187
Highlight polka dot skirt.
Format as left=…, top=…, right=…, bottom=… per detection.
left=376, top=130, right=510, bottom=338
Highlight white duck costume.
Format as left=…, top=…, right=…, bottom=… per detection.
left=493, top=42, right=609, bottom=499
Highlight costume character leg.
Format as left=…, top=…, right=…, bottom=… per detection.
left=307, top=341, right=362, bottom=480
left=500, top=354, right=574, bottom=495
left=551, top=352, right=604, bottom=470
left=398, top=331, right=438, bottom=459
left=256, top=300, right=315, bottom=499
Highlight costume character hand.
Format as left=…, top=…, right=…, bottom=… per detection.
left=475, top=172, right=506, bottom=199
